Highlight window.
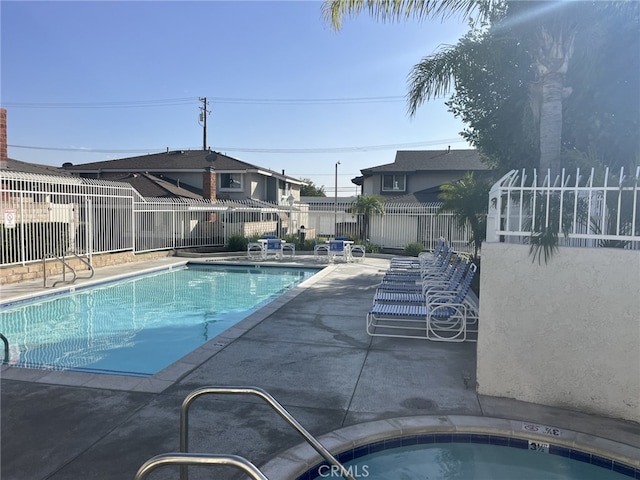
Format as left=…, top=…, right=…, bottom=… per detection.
left=382, top=175, right=406, bottom=192
left=220, top=173, right=243, bottom=190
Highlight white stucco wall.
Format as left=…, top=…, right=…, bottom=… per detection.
left=477, top=242, right=640, bottom=422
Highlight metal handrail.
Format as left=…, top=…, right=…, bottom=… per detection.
left=43, top=254, right=77, bottom=288
left=179, top=386, right=356, bottom=480
left=43, top=251, right=94, bottom=287
left=135, top=453, right=269, bottom=480
left=0, top=334, right=9, bottom=365
left=66, top=250, right=95, bottom=280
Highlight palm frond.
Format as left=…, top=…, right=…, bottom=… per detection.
left=322, top=0, right=490, bottom=31
left=528, top=229, right=559, bottom=265
left=407, top=44, right=464, bottom=115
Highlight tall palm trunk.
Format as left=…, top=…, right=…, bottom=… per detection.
left=531, top=22, right=576, bottom=183
left=538, top=71, right=564, bottom=179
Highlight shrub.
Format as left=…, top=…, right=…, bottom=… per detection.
left=226, top=234, right=247, bottom=252
left=365, top=243, right=381, bottom=254
left=403, top=242, right=424, bottom=257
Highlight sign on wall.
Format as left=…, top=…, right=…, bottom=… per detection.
left=4, top=208, right=15, bottom=228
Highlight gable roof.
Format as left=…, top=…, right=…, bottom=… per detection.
left=61, top=149, right=304, bottom=184
left=95, top=171, right=203, bottom=199
left=360, top=149, right=489, bottom=175
left=3, top=158, right=71, bottom=176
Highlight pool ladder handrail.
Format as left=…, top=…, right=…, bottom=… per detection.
left=0, top=333, right=9, bottom=365
left=179, top=386, right=357, bottom=480
left=43, top=251, right=94, bottom=288
left=135, top=453, right=269, bottom=480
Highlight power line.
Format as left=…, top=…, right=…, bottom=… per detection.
left=207, top=95, right=404, bottom=105
left=1, top=95, right=405, bottom=109
left=1, top=97, right=198, bottom=109
left=8, top=138, right=467, bottom=155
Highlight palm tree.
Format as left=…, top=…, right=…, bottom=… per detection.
left=321, top=0, right=589, bottom=178
left=351, top=194, right=385, bottom=242
left=438, top=172, right=492, bottom=261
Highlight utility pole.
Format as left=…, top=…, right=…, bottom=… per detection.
left=199, top=97, right=210, bottom=150
left=334, top=161, right=340, bottom=238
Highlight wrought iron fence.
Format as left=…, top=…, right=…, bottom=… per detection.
left=1, top=170, right=475, bottom=267
left=487, top=167, right=640, bottom=249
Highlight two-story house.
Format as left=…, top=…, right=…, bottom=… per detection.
left=353, top=148, right=492, bottom=202
left=61, top=149, right=305, bottom=203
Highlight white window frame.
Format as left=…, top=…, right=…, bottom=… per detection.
left=381, top=174, right=406, bottom=192
left=219, top=172, right=243, bottom=191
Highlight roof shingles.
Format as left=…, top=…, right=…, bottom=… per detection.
left=362, top=149, right=488, bottom=174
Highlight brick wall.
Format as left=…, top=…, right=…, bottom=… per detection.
left=0, top=250, right=173, bottom=285
left=202, top=167, right=216, bottom=200
left=0, top=108, right=7, bottom=170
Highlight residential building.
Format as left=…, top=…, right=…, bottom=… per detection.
left=353, top=148, right=492, bottom=202
left=61, top=149, right=305, bottom=203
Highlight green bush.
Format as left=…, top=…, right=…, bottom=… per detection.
left=365, top=243, right=381, bottom=254
left=226, top=234, right=248, bottom=252
left=403, top=242, right=424, bottom=257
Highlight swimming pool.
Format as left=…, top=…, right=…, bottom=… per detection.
left=304, top=434, right=636, bottom=479
left=261, top=416, right=639, bottom=480
left=0, top=264, right=319, bottom=376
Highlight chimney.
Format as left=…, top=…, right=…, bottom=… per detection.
left=202, top=166, right=216, bottom=201
left=0, top=108, right=7, bottom=169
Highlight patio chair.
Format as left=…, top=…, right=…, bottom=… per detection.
left=328, top=240, right=349, bottom=262
left=350, top=244, right=366, bottom=262
left=313, top=239, right=330, bottom=262
left=263, top=238, right=283, bottom=260
left=247, top=240, right=264, bottom=260
left=282, top=242, right=295, bottom=258
left=367, top=264, right=478, bottom=342
left=374, top=258, right=469, bottom=304
left=390, top=238, right=448, bottom=270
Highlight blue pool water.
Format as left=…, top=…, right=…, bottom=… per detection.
left=0, top=264, right=318, bottom=376
left=304, top=435, right=636, bottom=480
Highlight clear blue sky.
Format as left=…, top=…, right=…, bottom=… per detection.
left=1, top=0, right=471, bottom=195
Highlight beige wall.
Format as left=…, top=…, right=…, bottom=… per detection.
left=477, top=242, right=640, bottom=422
left=0, top=251, right=173, bottom=285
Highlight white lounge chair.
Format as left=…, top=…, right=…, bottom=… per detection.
left=367, top=264, right=478, bottom=342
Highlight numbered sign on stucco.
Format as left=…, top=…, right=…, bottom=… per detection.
left=4, top=208, right=16, bottom=228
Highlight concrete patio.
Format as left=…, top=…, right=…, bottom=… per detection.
left=1, top=254, right=639, bottom=480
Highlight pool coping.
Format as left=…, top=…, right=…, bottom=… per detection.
left=0, top=258, right=335, bottom=393
left=259, top=415, right=640, bottom=480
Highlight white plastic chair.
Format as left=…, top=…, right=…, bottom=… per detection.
left=247, top=241, right=263, bottom=260
left=350, top=244, right=366, bottom=262
left=313, top=239, right=329, bottom=262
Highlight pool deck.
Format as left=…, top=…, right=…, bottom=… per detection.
left=1, top=253, right=639, bottom=480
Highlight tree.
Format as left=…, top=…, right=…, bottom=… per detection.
left=322, top=1, right=637, bottom=177
left=431, top=28, right=538, bottom=173
left=351, top=194, right=385, bottom=241
left=438, top=172, right=492, bottom=260
left=300, top=178, right=327, bottom=197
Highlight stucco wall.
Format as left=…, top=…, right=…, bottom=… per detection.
left=477, top=242, right=640, bottom=422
